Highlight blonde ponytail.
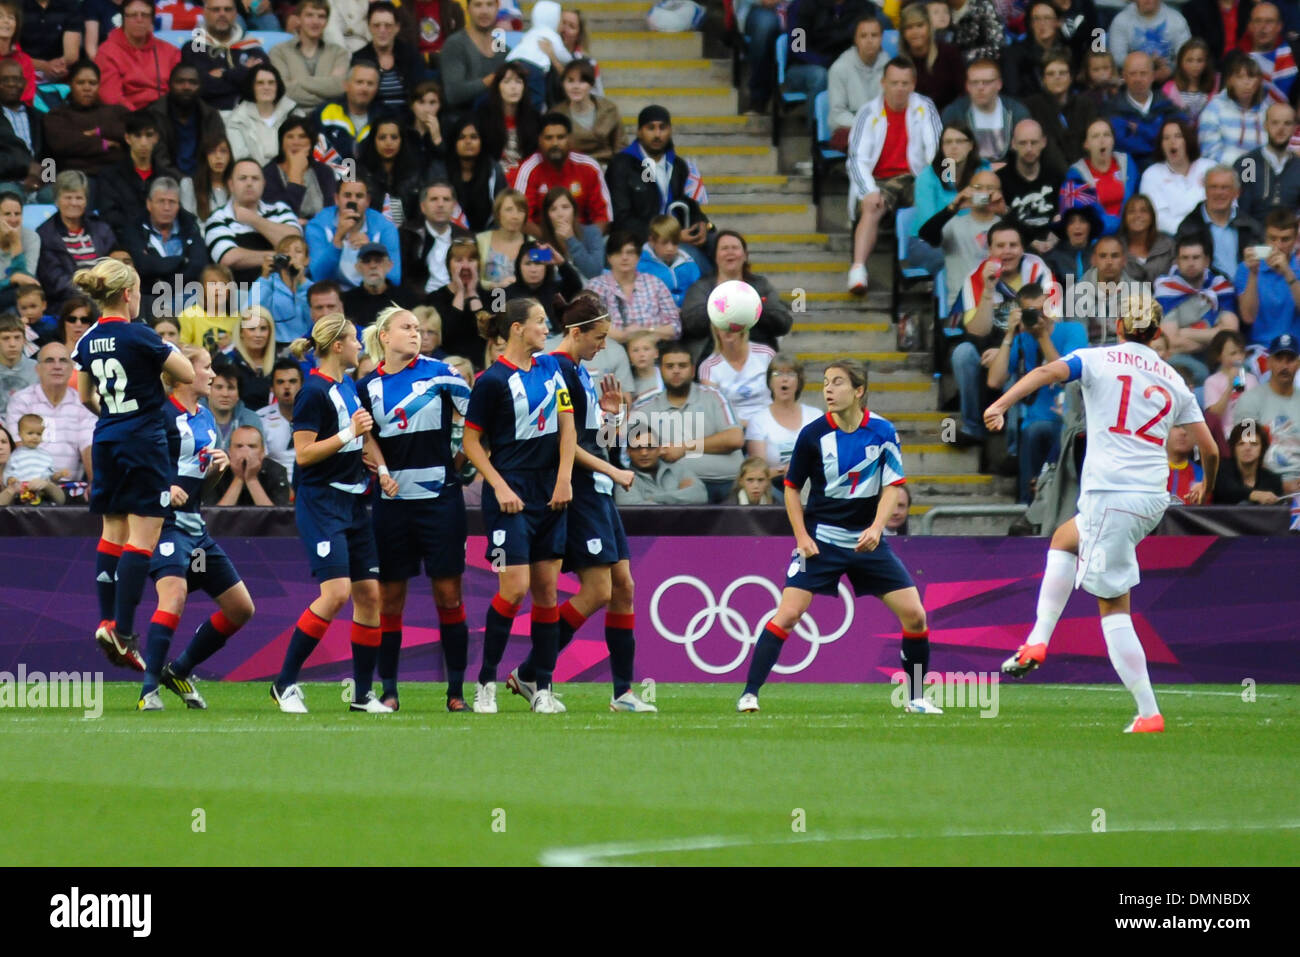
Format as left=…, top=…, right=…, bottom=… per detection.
left=291, top=312, right=353, bottom=360
left=72, top=257, right=139, bottom=308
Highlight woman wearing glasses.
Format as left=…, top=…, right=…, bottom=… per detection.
left=426, top=237, right=494, bottom=368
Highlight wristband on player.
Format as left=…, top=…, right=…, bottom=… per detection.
left=378, top=465, right=391, bottom=477
left=337, top=426, right=355, bottom=445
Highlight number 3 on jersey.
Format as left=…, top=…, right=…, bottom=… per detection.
left=1108, top=374, right=1171, bottom=447
left=91, top=358, right=138, bottom=415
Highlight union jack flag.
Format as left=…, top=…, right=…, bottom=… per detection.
left=313, top=135, right=351, bottom=180
left=1059, top=180, right=1099, bottom=212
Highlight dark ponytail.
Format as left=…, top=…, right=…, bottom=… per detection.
left=484, top=297, right=541, bottom=341
left=556, top=290, right=607, bottom=331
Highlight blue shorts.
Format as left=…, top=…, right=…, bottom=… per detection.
left=563, top=486, right=629, bottom=570
left=296, top=484, right=380, bottom=582
left=482, top=471, right=566, bottom=566
left=784, top=537, right=915, bottom=598
left=149, top=525, right=243, bottom=597
left=373, top=490, right=467, bottom=582
left=89, top=434, right=172, bottom=517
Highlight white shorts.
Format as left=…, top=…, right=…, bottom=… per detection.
left=1074, top=490, right=1169, bottom=599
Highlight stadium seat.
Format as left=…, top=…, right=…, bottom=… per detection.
left=882, top=29, right=899, bottom=59
left=247, top=31, right=295, bottom=50
left=155, top=29, right=191, bottom=49
left=892, top=205, right=931, bottom=315
left=22, top=203, right=55, bottom=231
left=771, top=33, right=807, bottom=147
left=811, top=90, right=845, bottom=204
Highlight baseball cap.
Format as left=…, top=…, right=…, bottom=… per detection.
left=358, top=242, right=390, bottom=260
left=1269, top=333, right=1299, bottom=356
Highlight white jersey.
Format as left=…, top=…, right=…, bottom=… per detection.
left=1065, top=341, right=1204, bottom=495
left=257, top=403, right=295, bottom=482
left=699, top=344, right=775, bottom=425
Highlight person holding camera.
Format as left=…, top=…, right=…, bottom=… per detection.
left=918, top=167, right=1008, bottom=316
left=256, top=235, right=313, bottom=351
left=503, top=239, right=583, bottom=331
left=343, top=243, right=413, bottom=330
left=305, top=179, right=402, bottom=292
left=986, top=282, right=1088, bottom=503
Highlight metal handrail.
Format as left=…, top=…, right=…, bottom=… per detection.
left=918, top=504, right=1030, bottom=535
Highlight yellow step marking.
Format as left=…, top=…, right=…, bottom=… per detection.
left=601, top=58, right=713, bottom=70
left=706, top=203, right=808, bottom=214
left=605, top=86, right=731, bottom=96
left=796, top=351, right=908, bottom=362
left=620, top=114, right=750, bottom=125
left=790, top=322, right=890, bottom=332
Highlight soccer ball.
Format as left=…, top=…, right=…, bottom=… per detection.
left=707, top=280, right=763, bottom=333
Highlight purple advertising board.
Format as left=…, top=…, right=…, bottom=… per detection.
left=2, top=536, right=1298, bottom=684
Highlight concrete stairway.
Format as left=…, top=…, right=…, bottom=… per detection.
left=540, top=3, right=1016, bottom=530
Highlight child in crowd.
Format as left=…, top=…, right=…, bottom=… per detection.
left=1166, top=424, right=1205, bottom=504
left=637, top=215, right=702, bottom=308
left=1203, top=329, right=1259, bottom=439
left=0, top=312, right=36, bottom=418
left=179, top=264, right=239, bottom=352
left=1162, top=39, right=1218, bottom=124
left=734, top=456, right=775, bottom=505
left=4, top=413, right=67, bottom=505
left=925, top=0, right=953, bottom=41
left=626, top=329, right=662, bottom=398
left=1080, top=51, right=1122, bottom=110
left=414, top=306, right=446, bottom=358
left=16, top=286, right=56, bottom=356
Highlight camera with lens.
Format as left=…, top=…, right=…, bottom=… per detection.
left=1020, top=307, right=1041, bottom=331
left=271, top=253, right=292, bottom=272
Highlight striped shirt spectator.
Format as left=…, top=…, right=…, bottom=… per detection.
left=3, top=343, right=95, bottom=482
left=202, top=158, right=303, bottom=286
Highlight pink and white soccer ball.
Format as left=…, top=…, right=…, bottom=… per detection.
left=707, top=280, right=763, bottom=333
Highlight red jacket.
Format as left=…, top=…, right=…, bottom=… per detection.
left=511, top=150, right=613, bottom=226
left=96, top=28, right=182, bottom=112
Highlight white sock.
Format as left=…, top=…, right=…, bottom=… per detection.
left=1101, top=613, right=1160, bottom=718
left=1026, top=549, right=1077, bottom=648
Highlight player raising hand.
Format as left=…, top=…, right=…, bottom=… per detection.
left=985, top=298, right=1220, bottom=733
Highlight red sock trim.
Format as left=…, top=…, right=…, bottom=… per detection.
left=150, top=610, right=180, bottom=630
left=559, top=600, right=588, bottom=630
left=436, top=605, right=466, bottom=625
left=491, top=594, right=520, bottom=618
left=531, top=604, right=560, bottom=624
left=122, top=544, right=153, bottom=557
left=380, top=614, right=403, bottom=631
left=210, top=611, right=239, bottom=638
left=606, top=611, right=635, bottom=630
left=903, top=630, right=929, bottom=640
left=97, top=539, right=124, bottom=557
left=297, top=608, right=330, bottom=639
left=351, top=621, right=382, bottom=647
left=765, top=622, right=789, bottom=641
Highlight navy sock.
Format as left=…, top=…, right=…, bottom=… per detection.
left=438, top=607, right=469, bottom=699
left=95, top=540, right=122, bottom=623
left=900, top=631, right=931, bottom=700
left=142, top=611, right=178, bottom=694
left=113, top=547, right=153, bottom=638
left=530, top=606, right=560, bottom=690
left=351, top=622, right=381, bottom=700
left=743, top=625, right=787, bottom=696
left=173, top=611, right=238, bottom=678
left=478, top=595, right=518, bottom=685
left=275, top=609, right=328, bottom=692
left=605, top=612, right=636, bottom=699
left=378, top=615, right=401, bottom=697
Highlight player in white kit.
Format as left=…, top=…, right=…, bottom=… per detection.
left=983, top=299, right=1220, bottom=733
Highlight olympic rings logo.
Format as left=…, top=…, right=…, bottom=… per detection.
left=649, top=575, right=854, bottom=675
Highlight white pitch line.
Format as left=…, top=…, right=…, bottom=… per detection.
left=1050, top=684, right=1279, bottom=698
left=538, top=820, right=1300, bottom=867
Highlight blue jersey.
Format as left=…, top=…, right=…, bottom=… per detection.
left=785, top=411, right=906, bottom=545
left=293, top=369, right=368, bottom=493
left=552, top=350, right=613, bottom=496
left=465, top=354, right=573, bottom=473
left=358, top=355, right=472, bottom=500
left=72, top=318, right=177, bottom=440
left=162, top=397, right=219, bottom=535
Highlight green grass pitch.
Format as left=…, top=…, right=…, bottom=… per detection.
left=3, top=682, right=1297, bottom=866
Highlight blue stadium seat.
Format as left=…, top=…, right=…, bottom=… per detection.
left=882, top=29, right=899, bottom=59
left=893, top=205, right=932, bottom=316
left=811, top=90, right=845, bottom=204
left=22, top=204, right=55, bottom=231
left=771, top=33, right=807, bottom=146
left=155, top=29, right=191, bottom=49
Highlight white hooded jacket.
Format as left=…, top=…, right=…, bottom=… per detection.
left=506, top=0, right=572, bottom=72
